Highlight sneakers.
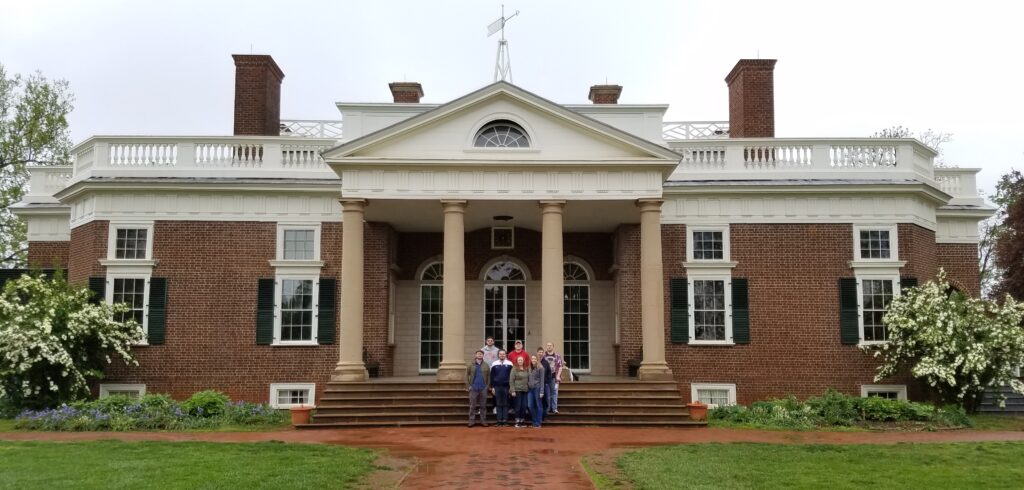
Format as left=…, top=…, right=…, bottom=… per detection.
left=468, top=422, right=475, bottom=427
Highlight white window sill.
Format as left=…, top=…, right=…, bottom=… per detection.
left=848, top=260, right=906, bottom=269
left=269, top=260, right=325, bottom=268
left=272, top=341, right=319, bottom=347
left=132, top=341, right=150, bottom=347
left=682, top=261, right=738, bottom=269
left=858, top=340, right=888, bottom=347
left=689, top=340, right=735, bottom=346
left=100, top=259, right=158, bottom=274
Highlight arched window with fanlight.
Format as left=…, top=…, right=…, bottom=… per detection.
left=483, top=260, right=527, bottom=351
left=419, top=261, right=443, bottom=372
left=563, top=261, right=591, bottom=371
left=474, top=120, right=530, bottom=148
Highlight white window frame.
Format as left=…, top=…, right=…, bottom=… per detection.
left=687, top=225, right=731, bottom=262
left=853, top=225, right=899, bottom=262
left=99, top=383, right=146, bottom=399
left=106, top=273, right=152, bottom=345
left=691, top=383, right=737, bottom=408
left=856, top=275, right=901, bottom=346
left=107, top=222, right=155, bottom=261
left=276, top=223, right=321, bottom=262
left=273, top=275, right=320, bottom=346
left=688, top=276, right=734, bottom=345
left=860, top=384, right=908, bottom=401
left=269, top=383, right=316, bottom=409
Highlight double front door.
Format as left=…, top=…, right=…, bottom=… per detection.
left=484, top=284, right=526, bottom=351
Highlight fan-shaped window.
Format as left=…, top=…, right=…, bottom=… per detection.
left=421, top=262, right=443, bottom=281
left=564, top=262, right=590, bottom=281
left=485, top=261, right=525, bottom=281
left=474, top=120, right=530, bottom=148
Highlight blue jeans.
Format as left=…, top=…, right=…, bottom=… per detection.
left=528, top=387, right=544, bottom=427
left=545, top=378, right=558, bottom=412
left=513, top=391, right=528, bottom=422
left=494, top=386, right=509, bottom=423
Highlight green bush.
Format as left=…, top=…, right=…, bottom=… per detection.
left=181, top=391, right=229, bottom=418
left=858, top=396, right=905, bottom=421
left=806, top=389, right=858, bottom=426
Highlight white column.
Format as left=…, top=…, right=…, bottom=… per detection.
left=436, top=200, right=468, bottom=381
left=332, top=199, right=368, bottom=382
left=637, top=199, right=674, bottom=381
left=540, top=200, right=565, bottom=354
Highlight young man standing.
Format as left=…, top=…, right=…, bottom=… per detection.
left=489, top=349, right=513, bottom=426
left=466, top=350, right=490, bottom=427
left=481, top=336, right=500, bottom=366
left=507, top=340, right=530, bottom=369
left=543, top=342, right=564, bottom=414
left=536, top=347, right=553, bottom=419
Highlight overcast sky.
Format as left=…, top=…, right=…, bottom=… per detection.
left=1, top=0, right=1021, bottom=197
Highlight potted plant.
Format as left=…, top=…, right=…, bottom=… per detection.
left=290, top=405, right=314, bottom=425
left=686, top=400, right=709, bottom=421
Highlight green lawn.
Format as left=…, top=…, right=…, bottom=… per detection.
left=971, top=414, right=1024, bottom=431
left=0, top=419, right=15, bottom=432
left=0, top=440, right=376, bottom=489
left=612, top=442, right=1024, bottom=489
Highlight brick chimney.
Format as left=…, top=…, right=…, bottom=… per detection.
left=389, top=82, right=423, bottom=103
left=232, top=54, right=284, bottom=136
left=725, top=59, right=776, bottom=138
left=588, top=85, right=622, bottom=104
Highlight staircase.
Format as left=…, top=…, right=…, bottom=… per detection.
left=300, top=379, right=705, bottom=428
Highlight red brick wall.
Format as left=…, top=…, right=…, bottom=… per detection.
left=898, top=224, right=938, bottom=283
left=725, top=59, right=776, bottom=138
left=232, top=55, right=283, bottom=136
left=937, top=243, right=981, bottom=296
left=27, top=241, right=70, bottom=269
left=617, top=222, right=938, bottom=404
left=394, top=227, right=614, bottom=281
left=76, top=219, right=392, bottom=403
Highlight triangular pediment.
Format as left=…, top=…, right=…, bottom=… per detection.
left=323, top=82, right=681, bottom=165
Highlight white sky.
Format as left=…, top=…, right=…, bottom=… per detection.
left=1, top=0, right=1021, bottom=197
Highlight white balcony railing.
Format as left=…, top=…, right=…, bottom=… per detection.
left=662, top=121, right=729, bottom=140
left=70, top=136, right=339, bottom=181
left=280, top=120, right=343, bottom=139
left=24, top=165, right=73, bottom=204
left=934, top=167, right=985, bottom=206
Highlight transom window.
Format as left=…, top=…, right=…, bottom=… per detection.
left=693, top=279, right=727, bottom=341
left=485, top=261, right=525, bottom=281
left=280, top=279, right=315, bottom=342
left=692, top=231, right=724, bottom=260
left=112, top=278, right=146, bottom=326
left=115, top=229, right=149, bottom=259
left=691, top=383, right=736, bottom=408
left=277, top=389, right=309, bottom=406
left=474, top=120, right=530, bottom=148
left=861, top=279, right=895, bottom=342
left=564, top=262, right=589, bottom=281
left=283, top=230, right=315, bottom=260
left=860, top=385, right=907, bottom=401
left=269, top=383, right=316, bottom=409
left=859, top=230, right=891, bottom=259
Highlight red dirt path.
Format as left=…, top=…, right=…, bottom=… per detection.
left=4, top=427, right=1024, bottom=489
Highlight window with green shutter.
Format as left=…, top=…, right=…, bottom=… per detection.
left=317, top=278, right=337, bottom=345
left=147, top=278, right=167, bottom=345
left=839, top=278, right=859, bottom=345
left=256, top=279, right=275, bottom=345
left=670, top=278, right=689, bottom=343
left=731, top=278, right=750, bottom=344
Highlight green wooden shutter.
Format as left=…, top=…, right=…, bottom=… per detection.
left=256, top=279, right=275, bottom=345
left=147, top=278, right=167, bottom=345
left=670, top=278, right=689, bottom=344
left=88, top=277, right=106, bottom=305
left=839, top=278, right=859, bottom=345
left=0, top=269, right=23, bottom=291
left=900, top=277, right=918, bottom=291
left=732, top=278, right=750, bottom=344
left=317, top=278, right=337, bottom=345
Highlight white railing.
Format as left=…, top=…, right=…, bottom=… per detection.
left=24, top=165, right=73, bottom=203
left=934, top=168, right=984, bottom=205
left=670, top=138, right=935, bottom=182
left=662, top=121, right=729, bottom=140
left=70, top=136, right=339, bottom=180
left=280, top=120, right=343, bottom=139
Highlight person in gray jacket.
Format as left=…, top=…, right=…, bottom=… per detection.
left=527, top=355, right=546, bottom=428
left=509, top=355, right=530, bottom=427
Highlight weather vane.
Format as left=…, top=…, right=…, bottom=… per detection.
left=488, top=5, right=520, bottom=82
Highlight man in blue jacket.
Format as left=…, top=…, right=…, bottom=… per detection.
left=489, top=349, right=514, bottom=426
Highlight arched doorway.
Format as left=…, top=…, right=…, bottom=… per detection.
left=419, top=261, right=443, bottom=372
left=483, top=260, right=527, bottom=351
left=564, top=261, right=591, bottom=372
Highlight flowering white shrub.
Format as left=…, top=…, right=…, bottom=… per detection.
left=871, top=270, right=1024, bottom=411
left=0, top=273, right=141, bottom=411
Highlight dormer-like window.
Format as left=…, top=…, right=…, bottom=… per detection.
left=474, top=120, right=530, bottom=148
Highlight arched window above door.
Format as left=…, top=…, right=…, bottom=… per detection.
left=485, top=261, right=525, bottom=281
left=564, top=262, right=590, bottom=281
left=421, top=262, right=443, bottom=281
left=474, top=120, right=531, bottom=148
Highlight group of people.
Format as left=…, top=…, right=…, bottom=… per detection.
left=465, top=337, right=564, bottom=428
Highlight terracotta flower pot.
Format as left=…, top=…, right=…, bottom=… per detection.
left=290, top=406, right=314, bottom=426
left=686, top=402, right=709, bottom=421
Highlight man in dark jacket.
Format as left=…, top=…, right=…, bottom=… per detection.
left=466, top=350, right=491, bottom=427
left=536, top=347, right=553, bottom=418
left=489, top=349, right=513, bottom=426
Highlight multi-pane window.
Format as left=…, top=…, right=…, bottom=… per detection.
left=276, top=389, right=310, bottom=406
left=484, top=262, right=526, bottom=351
left=696, top=388, right=731, bottom=407
left=280, top=279, right=314, bottom=342
left=692, top=231, right=724, bottom=260
left=861, top=385, right=907, bottom=400
left=420, top=262, right=443, bottom=371
left=693, top=279, right=727, bottom=341
left=867, top=391, right=899, bottom=400
left=563, top=262, right=590, bottom=371
left=861, top=279, right=895, bottom=342
left=115, top=229, right=148, bottom=259
left=283, top=230, right=315, bottom=260
left=474, top=120, right=530, bottom=148
left=859, top=230, right=892, bottom=259
left=112, top=278, right=146, bottom=326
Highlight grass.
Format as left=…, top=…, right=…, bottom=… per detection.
left=970, top=414, right=1024, bottom=431
left=0, top=419, right=15, bottom=432
left=0, top=440, right=376, bottom=489
left=614, top=442, right=1024, bottom=489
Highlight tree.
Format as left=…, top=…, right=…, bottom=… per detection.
left=0, top=64, right=74, bottom=266
left=990, top=170, right=1024, bottom=300
left=0, top=273, right=141, bottom=412
left=871, top=270, right=1024, bottom=411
